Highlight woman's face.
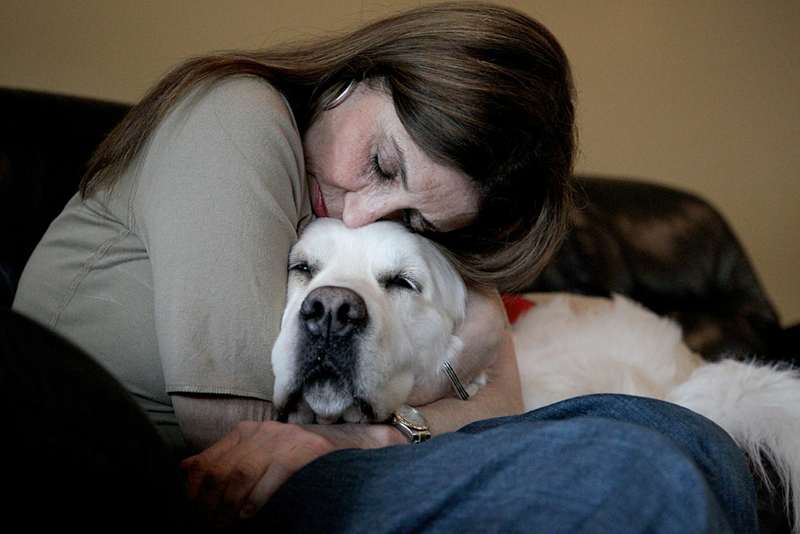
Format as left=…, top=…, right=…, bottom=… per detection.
left=303, top=83, right=479, bottom=233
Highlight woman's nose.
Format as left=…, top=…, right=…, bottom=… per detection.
left=342, top=191, right=393, bottom=228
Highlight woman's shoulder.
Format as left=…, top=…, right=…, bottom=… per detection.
left=140, top=74, right=304, bottom=178
left=201, top=76, right=291, bottom=116
left=169, top=75, right=298, bottom=136
left=133, top=74, right=307, bottom=216
left=86, top=74, right=308, bottom=235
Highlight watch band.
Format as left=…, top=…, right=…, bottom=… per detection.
left=391, top=404, right=431, bottom=443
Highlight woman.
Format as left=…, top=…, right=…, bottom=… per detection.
left=12, top=3, right=757, bottom=532
left=15, top=1, right=571, bottom=452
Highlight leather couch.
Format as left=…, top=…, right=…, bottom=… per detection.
left=1, top=86, right=797, bottom=531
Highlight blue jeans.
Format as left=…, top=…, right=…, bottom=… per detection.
left=255, top=395, right=758, bottom=534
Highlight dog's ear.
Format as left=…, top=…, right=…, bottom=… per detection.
left=447, top=334, right=464, bottom=362
left=417, top=239, right=468, bottom=324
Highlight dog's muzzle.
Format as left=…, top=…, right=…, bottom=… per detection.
left=277, top=286, right=375, bottom=423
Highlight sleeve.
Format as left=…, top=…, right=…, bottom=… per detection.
left=132, top=76, right=312, bottom=401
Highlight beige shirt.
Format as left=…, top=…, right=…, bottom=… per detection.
left=13, top=77, right=313, bottom=450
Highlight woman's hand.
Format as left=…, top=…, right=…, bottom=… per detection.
left=406, top=286, right=508, bottom=405
left=416, top=321, right=523, bottom=435
left=182, top=421, right=332, bottom=531
left=407, top=286, right=523, bottom=434
left=181, top=420, right=406, bottom=531
left=405, top=287, right=523, bottom=431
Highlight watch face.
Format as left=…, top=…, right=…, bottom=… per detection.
left=396, top=405, right=426, bottom=428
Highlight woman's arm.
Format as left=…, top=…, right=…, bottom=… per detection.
left=175, top=285, right=519, bottom=448
left=136, top=77, right=311, bottom=416
left=179, top=350, right=519, bottom=530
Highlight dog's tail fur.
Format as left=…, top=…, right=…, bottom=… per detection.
left=667, top=359, right=800, bottom=533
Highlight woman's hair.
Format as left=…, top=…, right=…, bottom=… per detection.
left=81, top=1, right=576, bottom=292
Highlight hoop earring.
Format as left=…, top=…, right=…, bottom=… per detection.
left=325, top=79, right=356, bottom=110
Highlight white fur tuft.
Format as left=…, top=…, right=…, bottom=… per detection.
left=668, top=360, right=800, bottom=530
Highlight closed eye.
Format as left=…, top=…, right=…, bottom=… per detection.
left=288, top=261, right=314, bottom=278
left=371, top=154, right=394, bottom=182
left=383, top=273, right=421, bottom=293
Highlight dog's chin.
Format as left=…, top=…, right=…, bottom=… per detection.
left=280, top=382, right=382, bottom=425
left=304, top=382, right=359, bottom=423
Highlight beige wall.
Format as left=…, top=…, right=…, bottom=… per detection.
left=2, top=0, right=798, bottom=325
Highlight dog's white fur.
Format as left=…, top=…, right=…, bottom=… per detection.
left=273, top=219, right=800, bottom=531
left=272, top=218, right=465, bottom=424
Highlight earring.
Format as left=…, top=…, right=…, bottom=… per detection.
left=326, top=79, right=356, bottom=110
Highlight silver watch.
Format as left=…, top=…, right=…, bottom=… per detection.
left=391, top=404, right=431, bottom=443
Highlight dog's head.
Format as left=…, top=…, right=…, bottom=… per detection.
left=271, top=218, right=466, bottom=424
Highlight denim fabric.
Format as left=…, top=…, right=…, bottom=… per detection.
left=255, top=395, right=758, bottom=534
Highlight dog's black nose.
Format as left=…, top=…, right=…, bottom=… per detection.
left=300, top=286, right=367, bottom=338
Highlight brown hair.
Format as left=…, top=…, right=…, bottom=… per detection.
left=81, top=2, right=576, bottom=292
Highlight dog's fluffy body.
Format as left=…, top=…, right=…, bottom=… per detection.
left=272, top=219, right=800, bottom=530
left=513, top=294, right=706, bottom=409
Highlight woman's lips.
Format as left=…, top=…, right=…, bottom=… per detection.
left=312, top=179, right=329, bottom=218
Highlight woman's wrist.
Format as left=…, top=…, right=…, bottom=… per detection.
left=378, top=423, right=413, bottom=446
left=301, top=421, right=410, bottom=450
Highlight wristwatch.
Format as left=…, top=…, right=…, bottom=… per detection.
left=391, top=404, right=431, bottom=443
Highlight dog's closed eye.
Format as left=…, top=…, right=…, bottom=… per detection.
left=382, top=273, right=421, bottom=293
left=288, top=260, right=315, bottom=279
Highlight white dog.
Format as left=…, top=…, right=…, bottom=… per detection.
left=271, top=218, right=467, bottom=425
left=272, top=218, right=800, bottom=531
